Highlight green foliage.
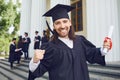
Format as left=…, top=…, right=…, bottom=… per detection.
left=0, top=36, right=9, bottom=54
left=0, top=0, right=21, bottom=54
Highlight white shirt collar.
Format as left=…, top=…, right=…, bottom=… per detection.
left=11, top=42, right=15, bottom=45
left=35, top=34, right=39, bottom=37
left=58, top=37, right=73, bottom=49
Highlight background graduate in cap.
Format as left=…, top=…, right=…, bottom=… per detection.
left=28, top=4, right=112, bottom=80
left=34, top=31, right=41, bottom=49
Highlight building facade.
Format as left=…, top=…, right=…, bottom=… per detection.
left=20, top=0, right=120, bottom=62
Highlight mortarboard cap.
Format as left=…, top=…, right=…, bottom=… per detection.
left=43, top=4, right=75, bottom=22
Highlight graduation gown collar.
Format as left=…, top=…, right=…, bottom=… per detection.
left=58, top=37, right=73, bottom=49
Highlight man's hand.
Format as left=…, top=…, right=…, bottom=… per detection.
left=103, top=37, right=112, bottom=51
left=33, top=49, right=45, bottom=63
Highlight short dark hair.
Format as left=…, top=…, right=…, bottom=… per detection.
left=12, top=38, right=16, bottom=41
left=18, top=36, right=22, bottom=41
left=35, top=31, right=39, bottom=33
left=24, top=32, right=28, bottom=35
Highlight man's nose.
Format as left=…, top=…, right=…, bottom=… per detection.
left=60, top=22, right=65, bottom=28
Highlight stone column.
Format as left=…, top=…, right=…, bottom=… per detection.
left=20, top=0, right=31, bottom=36
left=86, top=0, right=120, bottom=62
left=29, top=0, right=47, bottom=57
left=117, top=0, right=120, bottom=47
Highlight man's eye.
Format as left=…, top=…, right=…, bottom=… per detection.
left=55, top=22, right=60, bottom=25
left=63, top=20, right=68, bottom=23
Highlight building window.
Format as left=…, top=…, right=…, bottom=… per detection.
left=71, top=0, right=83, bottom=32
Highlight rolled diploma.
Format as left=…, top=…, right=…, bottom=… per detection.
left=107, top=25, right=114, bottom=38
left=103, top=25, right=114, bottom=54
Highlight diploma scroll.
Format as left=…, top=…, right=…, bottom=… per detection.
left=103, top=25, right=114, bottom=54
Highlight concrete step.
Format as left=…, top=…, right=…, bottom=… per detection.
left=0, top=65, right=25, bottom=80
left=88, top=63, right=120, bottom=70
left=0, top=59, right=48, bottom=80
left=1, top=59, right=29, bottom=67
left=89, top=73, right=120, bottom=80
left=0, top=59, right=28, bottom=73
left=0, top=60, right=28, bottom=80
left=88, top=67, right=120, bottom=78
left=0, top=72, right=9, bottom=80
left=1, top=58, right=120, bottom=80
left=88, top=63, right=120, bottom=80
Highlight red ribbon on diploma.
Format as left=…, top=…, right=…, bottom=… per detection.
left=104, top=37, right=112, bottom=50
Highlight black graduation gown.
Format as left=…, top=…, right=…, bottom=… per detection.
left=34, top=36, right=41, bottom=49
left=28, top=35, right=105, bottom=80
left=16, top=41, right=23, bottom=60
left=41, top=35, right=49, bottom=45
left=8, top=43, right=17, bottom=62
left=23, top=37, right=31, bottom=52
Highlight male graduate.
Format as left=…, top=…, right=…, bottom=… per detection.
left=28, top=4, right=112, bottom=80
left=34, top=31, right=41, bottom=49
left=8, top=38, right=22, bottom=69
left=23, top=32, right=31, bottom=59
left=41, top=30, right=49, bottom=45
